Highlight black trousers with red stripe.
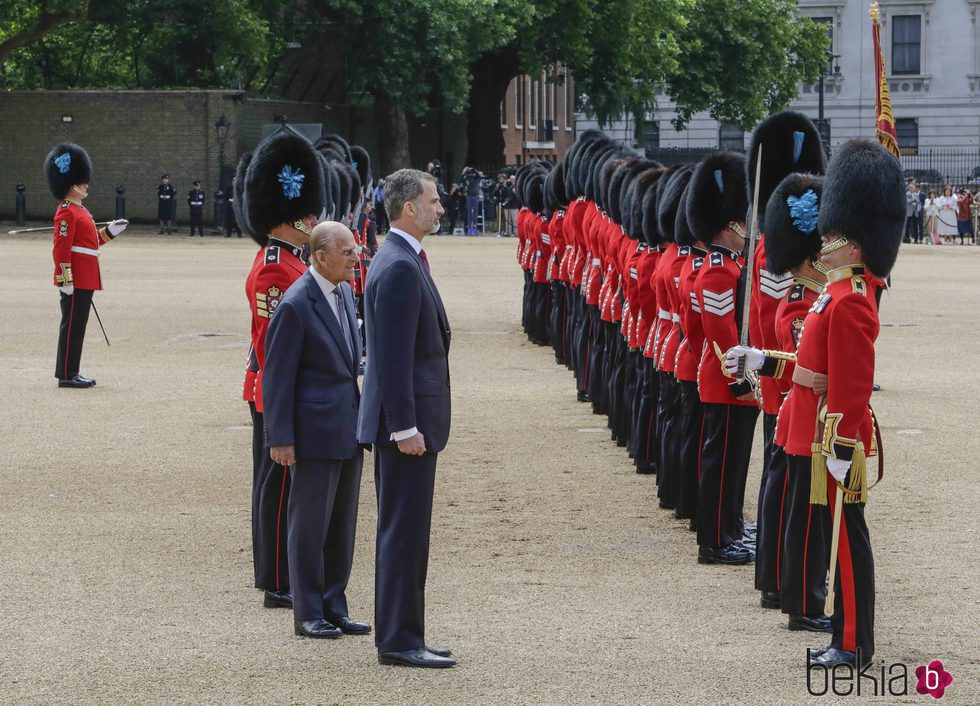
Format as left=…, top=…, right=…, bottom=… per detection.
left=827, top=478, right=875, bottom=655
left=587, top=308, right=607, bottom=414
left=781, top=454, right=830, bottom=617
left=550, top=281, right=568, bottom=363
left=657, top=373, right=681, bottom=508
left=696, top=403, right=759, bottom=550
left=755, top=414, right=788, bottom=593
left=250, top=404, right=291, bottom=593
left=631, top=357, right=659, bottom=474
left=55, top=288, right=93, bottom=380
left=573, top=297, right=592, bottom=396
left=675, top=380, right=703, bottom=521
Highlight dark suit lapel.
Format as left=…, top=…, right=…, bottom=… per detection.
left=306, top=272, right=350, bottom=367
left=387, top=233, right=451, bottom=350
left=339, top=283, right=359, bottom=372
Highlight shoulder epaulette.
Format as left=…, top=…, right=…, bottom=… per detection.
left=851, top=277, right=867, bottom=296
left=708, top=252, right=724, bottom=267
left=678, top=246, right=691, bottom=256
left=59, top=200, right=71, bottom=210
left=692, top=256, right=705, bottom=271
left=264, top=246, right=281, bottom=265
left=787, top=283, right=805, bottom=303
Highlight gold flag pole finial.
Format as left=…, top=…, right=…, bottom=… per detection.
left=869, top=2, right=880, bottom=21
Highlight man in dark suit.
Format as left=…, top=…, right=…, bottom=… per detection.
left=358, top=169, right=456, bottom=668
left=263, top=221, right=371, bottom=640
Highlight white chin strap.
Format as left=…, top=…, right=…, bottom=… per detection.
left=819, top=236, right=850, bottom=256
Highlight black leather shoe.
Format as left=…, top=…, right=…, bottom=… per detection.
left=294, top=619, right=342, bottom=639
left=335, top=616, right=371, bottom=635
left=378, top=647, right=456, bottom=668
left=426, top=645, right=452, bottom=657
left=760, top=591, right=781, bottom=609
left=789, top=614, right=832, bottom=633
left=263, top=590, right=292, bottom=609
left=577, top=391, right=590, bottom=402
left=697, top=544, right=753, bottom=565
left=58, top=375, right=95, bottom=388
left=76, top=374, right=96, bottom=386
left=808, top=646, right=872, bottom=668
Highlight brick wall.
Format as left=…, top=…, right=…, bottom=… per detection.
left=0, top=91, right=374, bottom=223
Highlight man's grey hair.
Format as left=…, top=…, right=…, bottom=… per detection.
left=384, top=169, right=437, bottom=221
left=310, top=220, right=352, bottom=254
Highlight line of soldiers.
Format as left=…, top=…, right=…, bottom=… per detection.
left=235, top=127, right=376, bottom=617
left=516, top=113, right=906, bottom=669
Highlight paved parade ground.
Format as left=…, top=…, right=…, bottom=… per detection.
left=1, top=227, right=977, bottom=704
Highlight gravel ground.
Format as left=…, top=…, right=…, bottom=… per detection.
left=0, top=226, right=977, bottom=704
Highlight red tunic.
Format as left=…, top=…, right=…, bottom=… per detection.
left=52, top=199, right=113, bottom=291
left=243, top=240, right=307, bottom=411
left=637, top=246, right=662, bottom=357
left=658, top=246, right=690, bottom=373
left=623, top=242, right=645, bottom=347
left=749, top=236, right=794, bottom=414
left=674, top=248, right=708, bottom=382
left=548, top=209, right=567, bottom=282
left=775, top=266, right=882, bottom=460
left=533, top=215, right=552, bottom=284
left=694, top=247, right=755, bottom=405
left=772, top=277, right=822, bottom=394
left=651, top=243, right=678, bottom=370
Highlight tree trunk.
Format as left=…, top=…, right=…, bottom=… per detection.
left=465, top=48, right=521, bottom=168
left=374, top=92, right=411, bottom=176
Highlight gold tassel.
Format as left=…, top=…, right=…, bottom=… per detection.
left=845, top=442, right=868, bottom=505
left=810, top=443, right=828, bottom=505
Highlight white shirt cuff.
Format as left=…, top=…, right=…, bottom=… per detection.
left=390, top=427, right=418, bottom=442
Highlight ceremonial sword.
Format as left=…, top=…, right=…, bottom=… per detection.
left=736, top=145, right=764, bottom=383
left=8, top=222, right=112, bottom=234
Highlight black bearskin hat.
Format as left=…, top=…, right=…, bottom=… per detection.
left=525, top=172, right=547, bottom=214
left=350, top=145, right=372, bottom=195
left=244, top=128, right=326, bottom=238
left=674, top=182, right=697, bottom=247
left=231, top=151, right=256, bottom=243
left=686, top=152, right=748, bottom=244
left=747, top=111, right=826, bottom=232
left=817, top=139, right=905, bottom=278
left=334, top=161, right=353, bottom=222
left=643, top=164, right=684, bottom=245
left=315, top=134, right=352, bottom=164
left=764, top=173, right=824, bottom=274
left=628, top=168, right=663, bottom=241
left=44, top=143, right=92, bottom=200
left=620, top=159, right=660, bottom=234
left=658, top=166, right=694, bottom=244
left=564, top=130, right=607, bottom=197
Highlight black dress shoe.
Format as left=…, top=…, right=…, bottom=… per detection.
left=58, top=375, right=95, bottom=388
left=378, top=647, right=456, bottom=668
left=294, top=619, right=342, bottom=639
left=577, top=391, right=591, bottom=402
left=263, top=590, right=292, bottom=609
left=808, top=646, right=872, bottom=668
left=335, top=616, right=371, bottom=635
left=76, top=374, right=96, bottom=386
left=760, top=591, right=781, bottom=609
left=789, top=614, right=832, bottom=633
left=426, top=645, right=452, bottom=657
left=697, top=544, right=753, bottom=565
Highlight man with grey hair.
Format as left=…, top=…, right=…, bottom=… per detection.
left=263, top=221, right=370, bottom=640
left=358, top=169, right=456, bottom=667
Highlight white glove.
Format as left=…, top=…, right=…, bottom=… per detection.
left=59, top=285, right=74, bottom=295
left=107, top=219, right=129, bottom=236
left=826, top=457, right=851, bottom=483
left=724, top=345, right=764, bottom=377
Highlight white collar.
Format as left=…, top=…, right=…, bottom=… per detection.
left=388, top=227, right=422, bottom=254
left=309, top=265, right=339, bottom=299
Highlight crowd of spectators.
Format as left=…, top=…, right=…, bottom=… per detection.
left=910, top=179, right=976, bottom=245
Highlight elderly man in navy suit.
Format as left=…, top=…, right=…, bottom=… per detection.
left=263, top=221, right=371, bottom=640
left=358, top=169, right=456, bottom=668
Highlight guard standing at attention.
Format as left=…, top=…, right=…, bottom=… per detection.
left=187, top=180, right=206, bottom=236
left=242, top=128, right=326, bottom=610
left=45, top=143, right=128, bottom=388
left=157, top=174, right=176, bottom=233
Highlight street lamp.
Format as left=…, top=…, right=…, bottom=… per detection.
left=215, top=114, right=230, bottom=231
left=817, top=51, right=840, bottom=157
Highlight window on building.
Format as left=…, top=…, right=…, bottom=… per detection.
left=637, top=118, right=660, bottom=149
left=892, top=15, right=921, bottom=75
left=515, top=77, right=523, bottom=128
left=529, top=78, right=537, bottom=129
left=813, top=16, right=834, bottom=72
left=719, top=122, right=745, bottom=151
left=895, top=117, right=919, bottom=154
left=500, top=92, right=507, bottom=128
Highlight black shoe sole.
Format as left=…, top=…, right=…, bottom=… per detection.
left=697, top=555, right=752, bottom=565
left=378, top=655, right=455, bottom=668
left=760, top=596, right=781, bottom=610
left=263, top=595, right=292, bottom=609
left=789, top=617, right=833, bottom=633
left=294, top=627, right=342, bottom=639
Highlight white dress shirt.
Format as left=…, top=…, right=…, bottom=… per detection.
left=382, top=228, right=421, bottom=442
left=309, top=265, right=343, bottom=321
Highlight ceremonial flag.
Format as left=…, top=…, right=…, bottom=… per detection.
left=870, top=2, right=900, bottom=156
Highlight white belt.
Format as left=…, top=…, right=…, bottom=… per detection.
left=658, top=308, right=670, bottom=320
left=71, top=246, right=100, bottom=257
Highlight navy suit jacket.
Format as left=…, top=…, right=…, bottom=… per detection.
left=263, top=269, right=361, bottom=460
left=357, top=233, right=452, bottom=452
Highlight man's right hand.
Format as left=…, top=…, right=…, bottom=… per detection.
left=397, top=432, right=426, bottom=456
left=58, top=285, right=74, bottom=295
left=270, top=444, right=295, bottom=467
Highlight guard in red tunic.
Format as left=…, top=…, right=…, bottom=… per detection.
left=688, top=152, right=756, bottom=565
left=241, top=129, right=326, bottom=610
left=744, top=112, right=827, bottom=611
left=728, top=139, right=905, bottom=667
left=44, top=143, right=128, bottom=388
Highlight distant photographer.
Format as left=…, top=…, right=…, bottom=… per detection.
left=461, top=166, right=484, bottom=236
